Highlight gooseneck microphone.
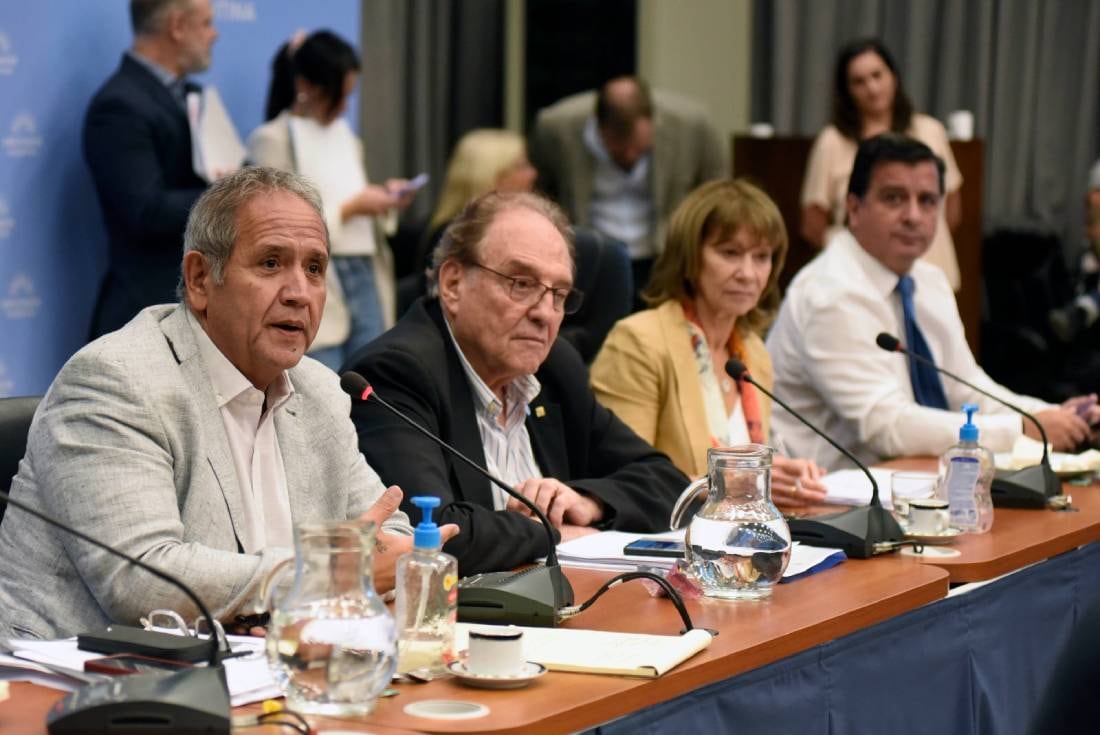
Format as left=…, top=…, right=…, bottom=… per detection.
left=340, top=371, right=573, bottom=626
left=875, top=332, right=1061, bottom=508
left=0, top=489, right=230, bottom=734
left=725, top=359, right=904, bottom=558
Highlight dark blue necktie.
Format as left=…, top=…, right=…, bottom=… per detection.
left=896, top=275, right=949, bottom=409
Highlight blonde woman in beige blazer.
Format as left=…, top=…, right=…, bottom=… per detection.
left=592, top=180, right=827, bottom=509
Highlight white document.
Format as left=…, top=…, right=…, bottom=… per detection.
left=994, top=435, right=1100, bottom=474
left=455, top=623, right=712, bottom=678
left=820, top=467, right=898, bottom=509
left=189, top=86, right=245, bottom=183
left=4, top=635, right=279, bottom=707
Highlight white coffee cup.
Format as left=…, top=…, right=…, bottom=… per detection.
left=466, top=627, right=524, bottom=676
left=947, top=110, right=974, bottom=141
left=908, top=498, right=950, bottom=535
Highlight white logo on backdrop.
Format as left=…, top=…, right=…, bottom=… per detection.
left=213, top=1, right=256, bottom=22
left=0, top=31, right=17, bottom=76
left=0, top=197, right=12, bottom=239
left=2, top=274, right=41, bottom=320
left=2, top=113, right=42, bottom=158
left=0, top=360, right=14, bottom=398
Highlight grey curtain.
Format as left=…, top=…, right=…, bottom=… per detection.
left=359, top=0, right=504, bottom=222
left=752, top=0, right=1100, bottom=255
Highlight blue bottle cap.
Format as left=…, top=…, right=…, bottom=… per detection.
left=959, top=403, right=979, bottom=442
left=411, top=496, right=442, bottom=549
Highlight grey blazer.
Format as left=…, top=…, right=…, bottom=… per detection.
left=528, top=88, right=728, bottom=255
left=0, top=304, right=409, bottom=640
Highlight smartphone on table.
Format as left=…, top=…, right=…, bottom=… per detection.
left=622, top=539, right=686, bottom=558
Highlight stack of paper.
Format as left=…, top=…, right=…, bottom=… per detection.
left=820, top=468, right=898, bottom=509
left=2, top=635, right=279, bottom=705
left=994, top=435, right=1100, bottom=475
left=552, top=530, right=845, bottom=582
left=455, top=623, right=712, bottom=678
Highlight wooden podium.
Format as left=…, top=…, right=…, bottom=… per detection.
left=732, top=135, right=985, bottom=352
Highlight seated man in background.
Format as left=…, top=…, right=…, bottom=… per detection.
left=767, top=134, right=1096, bottom=471
left=529, top=76, right=726, bottom=303
left=345, top=191, right=688, bottom=574
left=1048, top=159, right=1100, bottom=342
left=0, top=167, right=438, bottom=641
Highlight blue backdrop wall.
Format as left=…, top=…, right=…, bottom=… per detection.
left=0, top=0, right=360, bottom=397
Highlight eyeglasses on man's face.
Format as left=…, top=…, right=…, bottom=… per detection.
left=470, top=262, right=584, bottom=314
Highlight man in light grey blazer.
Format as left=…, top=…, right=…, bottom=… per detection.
left=0, top=167, right=448, bottom=641
left=529, top=76, right=727, bottom=298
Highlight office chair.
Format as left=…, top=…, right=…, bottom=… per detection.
left=560, top=227, right=633, bottom=363
left=0, top=395, right=40, bottom=526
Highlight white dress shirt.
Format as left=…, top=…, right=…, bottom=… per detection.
left=188, top=310, right=295, bottom=552
left=444, top=317, right=543, bottom=510
left=583, top=117, right=655, bottom=260
left=766, top=229, right=1050, bottom=471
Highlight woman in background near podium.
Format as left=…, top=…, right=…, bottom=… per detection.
left=800, top=38, right=964, bottom=290
left=590, top=179, right=827, bottom=509
left=248, top=30, right=415, bottom=370
left=398, top=129, right=538, bottom=313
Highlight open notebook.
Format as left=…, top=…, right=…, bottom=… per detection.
left=455, top=623, right=713, bottom=678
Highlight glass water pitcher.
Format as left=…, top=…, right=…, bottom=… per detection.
left=670, top=445, right=791, bottom=600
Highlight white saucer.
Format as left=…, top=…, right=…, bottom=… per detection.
left=905, top=527, right=963, bottom=544
left=446, top=660, right=546, bottom=689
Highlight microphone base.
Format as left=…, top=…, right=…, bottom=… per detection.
left=457, top=563, right=574, bottom=627
left=789, top=503, right=905, bottom=559
left=47, top=665, right=230, bottom=735
left=992, top=462, right=1062, bottom=508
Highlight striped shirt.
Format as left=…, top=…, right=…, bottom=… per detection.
left=444, top=317, right=543, bottom=510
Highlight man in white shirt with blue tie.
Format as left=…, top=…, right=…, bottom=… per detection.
left=767, top=134, right=1094, bottom=471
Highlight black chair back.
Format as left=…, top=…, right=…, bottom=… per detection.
left=0, top=395, right=40, bottom=526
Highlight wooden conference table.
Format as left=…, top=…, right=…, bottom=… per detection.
left=4, top=460, right=1099, bottom=734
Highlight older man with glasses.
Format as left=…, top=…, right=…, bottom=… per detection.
left=344, top=191, right=688, bottom=574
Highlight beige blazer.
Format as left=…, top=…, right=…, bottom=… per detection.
left=529, top=89, right=727, bottom=256
left=0, top=304, right=409, bottom=640
left=591, top=300, right=774, bottom=479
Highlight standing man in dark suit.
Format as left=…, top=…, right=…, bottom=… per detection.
left=344, top=191, right=688, bottom=574
left=529, top=76, right=726, bottom=301
left=84, top=0, right=218, bottom=338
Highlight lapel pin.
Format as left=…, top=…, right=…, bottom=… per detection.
left=535, top=406, right=546, bottom=418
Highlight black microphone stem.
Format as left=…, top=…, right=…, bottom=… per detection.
left=880, top=336, right=1051, bottom=465
left=730, top=366, right=884, bottom=507
left=0, top=488, right=221, bottom=668
left=346, top=374, right=560, bottom=567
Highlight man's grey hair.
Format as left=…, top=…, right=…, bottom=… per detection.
left=178, top=166, right=328, bottom=301
left=131, top=0, right=194, bottom=36
left=428, top=191, right=575, bottom=294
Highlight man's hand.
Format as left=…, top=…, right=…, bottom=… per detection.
left=1028, top=408, right=1091, bottom=451
left=506, top=478, right=603, bottom=528
left=771, top=455, right=828, bottom=509
left=358, top=486, right=459, bottom=593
